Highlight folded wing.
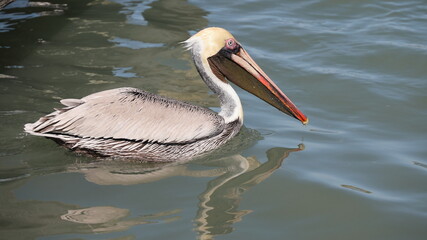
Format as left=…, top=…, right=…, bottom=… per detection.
left=25, top=88, right=225, bottom=144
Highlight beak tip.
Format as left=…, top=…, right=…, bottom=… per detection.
left=301, top=117, right=309, bottom=125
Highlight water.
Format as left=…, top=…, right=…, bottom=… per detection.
left=1, top=0, right=426, bottom=239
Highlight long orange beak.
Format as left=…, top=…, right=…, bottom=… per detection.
left=208, top=46, right=308, bottom=125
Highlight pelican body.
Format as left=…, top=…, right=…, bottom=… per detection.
left=25, top=27, right=308, bottom=162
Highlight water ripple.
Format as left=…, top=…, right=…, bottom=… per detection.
left=109, top=37, right=164, bottom=49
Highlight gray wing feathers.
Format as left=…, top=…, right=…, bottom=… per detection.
left=26, top=88, right=225, bottom=144
left=60, top=98, right=84, bottom=107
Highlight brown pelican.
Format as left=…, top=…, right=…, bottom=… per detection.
left=25, top=27, right=308, bottom=161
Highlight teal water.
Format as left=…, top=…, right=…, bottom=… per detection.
left=1, top=0, right=426, bottom=239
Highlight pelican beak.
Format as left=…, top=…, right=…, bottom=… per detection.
left=208, top=46, right=308, bottom=125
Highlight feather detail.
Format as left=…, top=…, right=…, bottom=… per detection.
left=25, top=88, right=225, bottom=144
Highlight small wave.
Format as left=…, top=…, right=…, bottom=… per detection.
left=109, top=37, right=164, bottom=49
left=0, top=173, right=31, bottom=183
left=374, top=40, right=427, bottom=52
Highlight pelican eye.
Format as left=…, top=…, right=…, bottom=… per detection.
left=224, top=38, right=240, bottom=53
left=225, top=38, right=236, bottom=49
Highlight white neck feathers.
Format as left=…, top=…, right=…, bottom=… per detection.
left=184, top=36, right=243, bottom=124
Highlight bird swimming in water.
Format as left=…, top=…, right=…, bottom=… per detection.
left=25, top=27, right=308, bottom=162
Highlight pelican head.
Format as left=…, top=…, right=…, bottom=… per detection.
left=184, top=27, right=308, bottom=125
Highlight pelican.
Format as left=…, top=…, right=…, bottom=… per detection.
left=25, top=27, right=308, bottom=161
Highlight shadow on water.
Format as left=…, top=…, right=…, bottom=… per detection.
left=0, top=143, right=303, bottom=240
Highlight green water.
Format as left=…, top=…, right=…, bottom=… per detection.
left=1, top=0, right=426, bottom=239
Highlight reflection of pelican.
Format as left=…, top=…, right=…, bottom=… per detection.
left=194, top=146, right=303, bottom=240
left=61, top=206, right=180, bottom=233
left=24, top=27, right=307, bottom=161
left=67, top=145, right=304, bottom=239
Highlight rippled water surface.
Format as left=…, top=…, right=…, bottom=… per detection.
left=1, top=0, right=426, bottom=239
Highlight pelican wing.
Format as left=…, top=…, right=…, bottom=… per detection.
left=26, top=88, right=225, bottom=144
